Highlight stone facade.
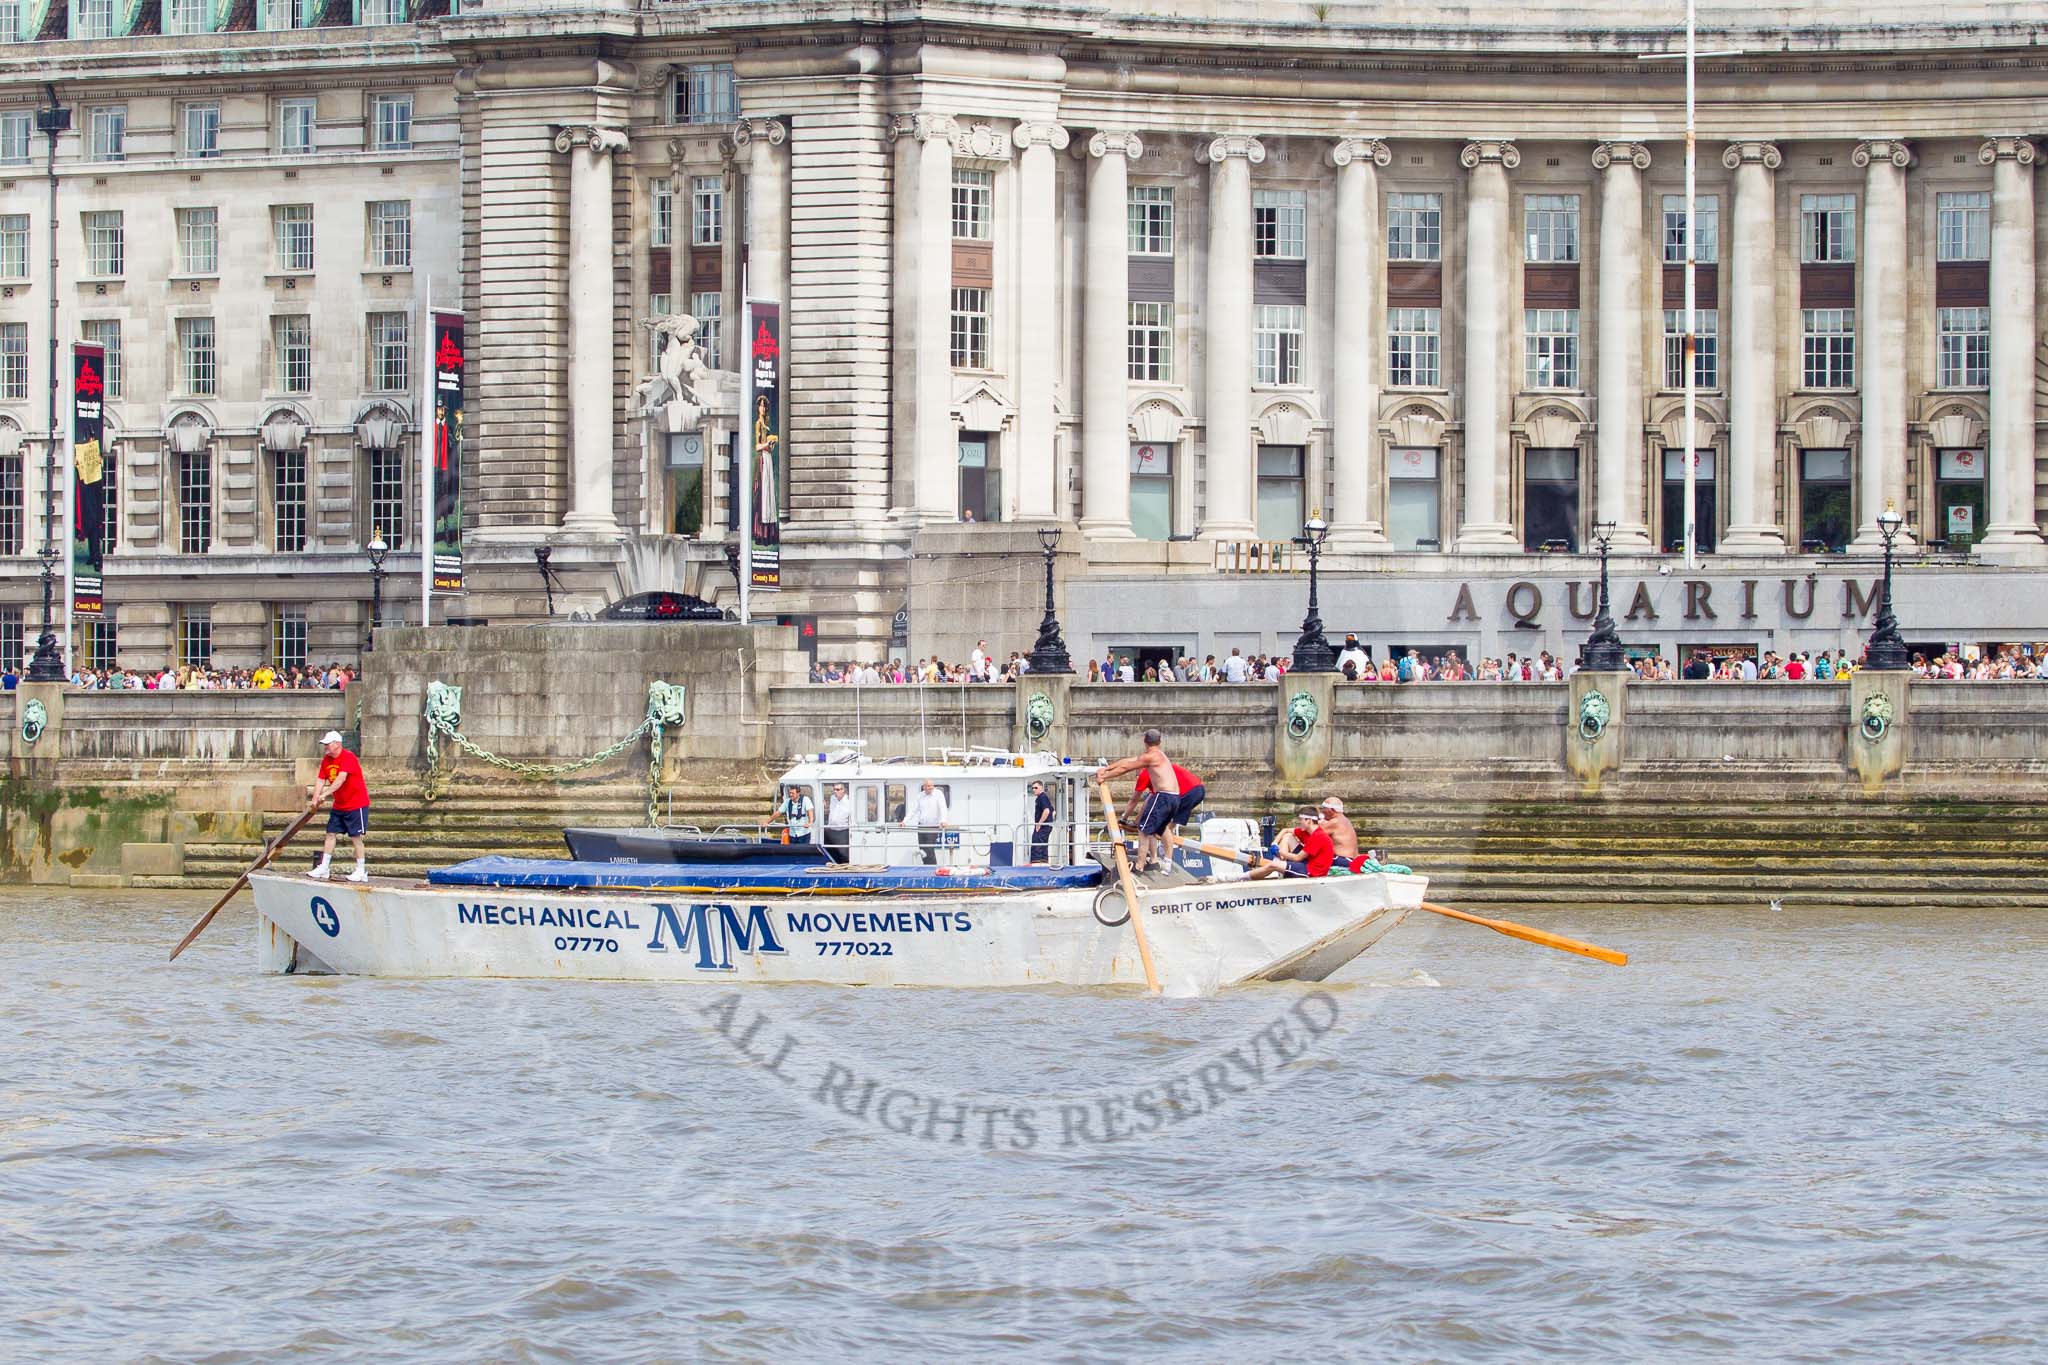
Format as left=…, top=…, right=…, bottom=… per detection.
left=3, top=1, right=2047, bottom=672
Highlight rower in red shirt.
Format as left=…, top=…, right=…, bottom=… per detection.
left=1250, top=809, right=1335, bottom=879
left=1126, top=760, right=1206, bottom=835
left=307, top=729, right=372, bottom=883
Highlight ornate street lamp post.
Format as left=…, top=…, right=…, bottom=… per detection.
left=24, top=89, right=71, bottom=682
left=1863, top=502, right=1910, bottom=671
left=1290, top=513, right=1337, bottom=672
left=1024, top=525, right=1073, bottom=675
left=1581, top=518, right=1628, bottom=671
left=364, top=528, right=389, bottom=655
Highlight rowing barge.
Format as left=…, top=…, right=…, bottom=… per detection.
left=248, top=745, right=1426, bottom=995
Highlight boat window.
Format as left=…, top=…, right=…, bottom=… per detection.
left=855, top=785, right=879, bottom=823
left=885, top=784, right=907, bottom=823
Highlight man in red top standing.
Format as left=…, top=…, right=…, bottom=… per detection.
left=307, top=729, right=372, bottom=882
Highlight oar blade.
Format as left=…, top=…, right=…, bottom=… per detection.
left=1419, top=901, right=1628, bottom=967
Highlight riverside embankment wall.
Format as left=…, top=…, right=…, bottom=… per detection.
left=8, top=619, right=2048, bottom=885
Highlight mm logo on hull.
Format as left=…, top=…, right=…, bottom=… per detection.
left=310, top=897, right=340, bottom=938
left=647, top=902, right=787, bottom=971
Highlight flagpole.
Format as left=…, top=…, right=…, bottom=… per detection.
left=738, top=267, right=753, bottom=626
left=1682, top=0, right=1698, bottom=572
left=61, top=344, right=73, bottom=670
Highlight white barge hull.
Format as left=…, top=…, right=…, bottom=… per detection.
left=248, top=871, right=1426, bottom=995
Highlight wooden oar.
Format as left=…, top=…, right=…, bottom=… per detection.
left=168, top=806, right=319, bottom=962
left=1419, top=901, right=1627, bottom=967
left=1164, top=832, right=1627, bottom=967
left=1097, top=779, right=1161, bottom=993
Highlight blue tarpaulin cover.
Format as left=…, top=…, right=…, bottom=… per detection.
left=426, top=856, right=1106, bottom=894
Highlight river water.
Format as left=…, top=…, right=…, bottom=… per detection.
left=4, top=890, right=2044, bottom=1362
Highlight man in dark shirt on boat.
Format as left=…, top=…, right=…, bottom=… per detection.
left=1096, top=730, right=1180, bottom=873
left=1028, top=780, right=1054, bottom=865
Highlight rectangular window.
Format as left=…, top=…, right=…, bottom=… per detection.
left=1523, top=447, right=1581, bottom=552
left=165, top=0, right=209, bottom=27
left=367, top=311, right=410, bottom=391
left=368, top=448, right=406, bottom=548
left=72, top=0, right=114, bottom=37
left=178, top=609, right=211, bottom=669
left=674, top=64, right=736, bottom=125
left=272, top=204, right=314, bottom=272
left=1661, top=194, right=1719, bottom=265
left=178, top=317, right=217, bottom=396
left=1127, top=301, right=1172, bottom=382
left=180, top=102, right=221, bottom=159
left=1252, top=189, right=1305, bottom=260
left=1253, top=304, right=1304, bottom=384
left=1800, top=193, right=1856, bottom=263
left=689, top=291, right=722, bottom=369
left=0, top=609, right=21, bottom=674
left=102, top=441, right=118, bottom=552
left=1524, top=308, right=1580, bottom=389
left=1387, top=447, right=1441, bottom=550
left=690, top=176, right=723, bottom=246
left=274, top=314, right=312, bottom=393
left=949, top=287, right=989, bottom=368
left=81, top=320, right=121, bottom=399
left=1661, top=449, right=1718, bottom=554
left=1801, top=308, right=1855, bottom=388
left=1799, top=447, right=1852, bottom=552
left=370, top=94, right=412, bottom=152
left=0, top=322, right=24, bottom=401
left=1255, top=446, right=1304, bottom=542
left=1935, top=448, right=1987, bottom=549
left=88, top=106, right=125, bottom=162
left=1387, top=192, right=1442, bottom=263
left=368, top=200, right=411, bottom=268
left=176, top=206, right=219, bottom=276
left=1937, top=191, right=1990, bottom=263
left=177, top=452, right=212, bottom=553
left=957, top=433, right=998, bottom=523
left=359, top=0, right=406, bottom=25
left=0, top=454, right=19, bottom=556
left=84, top=211, right=124, bottom=277
left=1937, top=306, right=1990, bottom=388
left=1662, top=309, right=1719, bottom=389
left=277, top=97, right=316, bottom=155
left=951, top=168, right=992, bottom=241
left=264, top=0, right=320, bottom=30
left=649, top=178, right=673, bottom=248
left=272, top=607, right=308, bottom=669
left=273, top=450, right=308, bottom=552
left=1525, top=194, right=1580, bottom=263
left=83, top=613, right=117, bottom=671
left=1128, top=186, right=1172, bottom=256
left=1388, top=307, right=1442, bottom=387
left=1129, top=442, right=1173, bottom=541
left=0, top=112, right=32, bottom=167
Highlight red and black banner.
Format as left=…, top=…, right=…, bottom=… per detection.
left=430, top=311, right=464, bottom=594
left=748, top=302, right=781, bottom=590
left=71, top=343, right=107, bottom=617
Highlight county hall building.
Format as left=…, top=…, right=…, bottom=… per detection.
left=1, top=0, right=2045, bottom=673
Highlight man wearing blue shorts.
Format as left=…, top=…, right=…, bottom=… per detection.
left=1097, top=729, right=1181, bottom=873
left=307, top=730, right=372, bottom=882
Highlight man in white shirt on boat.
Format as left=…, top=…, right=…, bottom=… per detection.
left=904, top=778, right=951, bottom=865
left=823, top=783, right=852, bottom=864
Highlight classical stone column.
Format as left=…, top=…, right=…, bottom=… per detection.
left=887, top=114, right=959, bottom=522
left=1079, top=131, right=1142, bottom=535
left=1454, top=140, right=1520, bottom=551
left=1201, top=134, right=1264, bottom=539
left=732, top=118, right=788, bottom=303
left=555, top=124, right=630, bottom=537
left=1849, top=139, right=1914, bottom=550
left=1592, top=141, right=1654, bottom=549
left=1329, top=136, right=1391, bottom=548
left=1009, top=121, right=1069, bottom=523
left=1977, top=136, right=2043, bottom=551
left=1720, top=140, right=1787, bottom=554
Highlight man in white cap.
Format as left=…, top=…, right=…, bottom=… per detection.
left=306, top=730, right=372, bottom=882
left=1319, top=796, right=1359, bottom=862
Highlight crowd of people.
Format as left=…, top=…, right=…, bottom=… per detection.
left=0, top=663, right=359, bottom=692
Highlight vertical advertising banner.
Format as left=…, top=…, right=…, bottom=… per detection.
left=71, top=343, right=107, bottom=618
left=748, top=302, right=781, bottom=590
left=430, top=311, right=464, bottom=594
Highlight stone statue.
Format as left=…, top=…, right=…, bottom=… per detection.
left=638, top=315, right=739, bottom=433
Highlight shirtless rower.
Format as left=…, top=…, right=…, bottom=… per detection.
left=1319, top=796, right=1359, bottom=861
left=1095, top=729, right=1180, bottom=873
